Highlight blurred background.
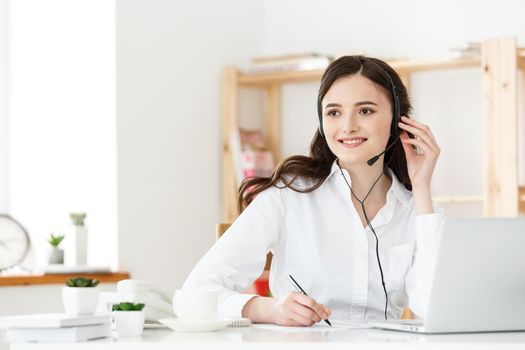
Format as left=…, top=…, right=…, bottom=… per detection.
left=0, top=0, right=524, bottom=314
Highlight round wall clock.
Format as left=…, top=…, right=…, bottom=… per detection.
left=0, top=214, right=30, bottom=271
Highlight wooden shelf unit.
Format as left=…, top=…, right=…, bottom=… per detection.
left=222, top=37, right=525, bottom=222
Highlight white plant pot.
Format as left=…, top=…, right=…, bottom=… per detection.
left=66, top=225, right=88, bottom=266
left=62, top=287, right=99, bottom=315
left=113, top=311, right=145, bottom=337
left=47, top=247, right=64, bottom=264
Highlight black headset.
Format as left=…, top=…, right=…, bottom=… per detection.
left=317, top=56, right=402, bottom=320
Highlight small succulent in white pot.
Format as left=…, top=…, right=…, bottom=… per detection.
left=47, top=233, right=65, bottom=264
left=69, top=213, right=87, bottom=226
left=112, top=302, right=145, bottom=337
left=62, top=277, right=100, bottom=315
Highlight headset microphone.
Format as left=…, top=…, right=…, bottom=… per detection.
left=367, top=134, right=400, bottom=166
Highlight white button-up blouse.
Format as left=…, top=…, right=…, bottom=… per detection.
left=183, top=161, right=445, bottom=321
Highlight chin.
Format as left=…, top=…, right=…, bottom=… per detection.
left=331, top=142, right=380, bottom=167
left=335, top=154, right=370, bottom=166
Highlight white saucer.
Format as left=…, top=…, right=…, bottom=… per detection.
left=159, top=318, right=231, bottom=332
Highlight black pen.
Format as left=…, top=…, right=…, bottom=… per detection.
left=288, top=274, right=332, bottom=327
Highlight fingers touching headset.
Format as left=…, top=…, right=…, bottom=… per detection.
left=398, top=116, right=440, bottom=156
left=398, top=116, right=440, bottom=189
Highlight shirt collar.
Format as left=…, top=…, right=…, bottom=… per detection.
left=326, top=160, right=411, bottom=208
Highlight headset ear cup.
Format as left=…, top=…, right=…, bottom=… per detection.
left=392, top=94, right=401, bottom=137
left=317, top=96, right=324, bottom=137
left=391, top=116, right=398, bottom=137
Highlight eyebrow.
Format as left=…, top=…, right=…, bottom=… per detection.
left=324, top=101, right=378, bottom=109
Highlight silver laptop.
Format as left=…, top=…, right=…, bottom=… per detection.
left=368, top=218, right=525, bottom=334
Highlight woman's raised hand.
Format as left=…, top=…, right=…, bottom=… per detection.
left=398, top=116, right=441, bottom=190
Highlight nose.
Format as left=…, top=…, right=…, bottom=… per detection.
left=342, top=112, right=359, bottom=134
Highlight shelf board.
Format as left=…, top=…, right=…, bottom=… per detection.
left=0, top=272, right=130, bottom=286
left=238, top=69, right=325, bottom=86
left=434, top=188, right=525, bottom=204
left=389, top=57, right=481, bottom=72
left=238, top=57, right=482, bottom=87
left=434, top=196, right=483, bottom=204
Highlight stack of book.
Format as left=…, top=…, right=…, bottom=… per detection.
left=230, top=128, right=275, bottom=185
left=0, top=313, right=112, bottom=343
left=246, top=52, right=333, bottom=73
left=450, top=42, right=481, bottom=58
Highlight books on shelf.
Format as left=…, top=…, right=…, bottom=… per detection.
left=231, top=128, right=275, bottom=186
left=450, top=41, right=481, bottom=58
left=252, top=52, right=325, bottom=64
left=247, top=52, right=333, bottom=74
left=240, top=150, right=274, bottom=179
left=0, top=313, right=112, bottom=343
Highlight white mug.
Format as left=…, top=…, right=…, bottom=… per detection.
left=173, top=289, right=218, bottom=322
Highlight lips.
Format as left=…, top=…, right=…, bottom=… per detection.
left=338, top=137, right=368, bottom=146
left=341, top=139, right=366, bottom=145
left=337, top=137, right=368, bottom=150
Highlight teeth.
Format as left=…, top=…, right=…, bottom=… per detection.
left=342, top=139, right=365, bottom=144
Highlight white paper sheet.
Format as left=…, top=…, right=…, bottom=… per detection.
left=251, top=320, right=370, bottom=333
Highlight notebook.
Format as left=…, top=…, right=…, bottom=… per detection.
left=0, top=313, right=111, bottom=329
left=6, top=323, right=111, bottom=343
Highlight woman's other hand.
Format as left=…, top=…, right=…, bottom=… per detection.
left=242, top=292, right=331, bottom=326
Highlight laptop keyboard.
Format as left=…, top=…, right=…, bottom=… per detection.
left=397, top=319, right=423, bottom=325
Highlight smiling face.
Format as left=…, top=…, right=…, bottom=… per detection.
left=321, top=74, right=393, bottom=168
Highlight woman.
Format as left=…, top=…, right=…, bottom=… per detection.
left=183, top=56, right=444, bottom=326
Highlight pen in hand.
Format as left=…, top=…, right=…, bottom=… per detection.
left=288, top=274, right=332, bottom=327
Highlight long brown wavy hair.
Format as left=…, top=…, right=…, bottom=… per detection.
left=237, top=55, right=413, bottom=213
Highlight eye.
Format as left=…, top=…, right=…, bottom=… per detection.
left=359, top=107, right=375, bottom=115
left=326, top=110, right=340, bottom=118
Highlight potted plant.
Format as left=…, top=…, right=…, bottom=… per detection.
left=47, top=233, right=65, bottom=264
left=112, top=302, right=145, bottom=337
left=62, top=277, right=100, bottom=315
left=66, top=212, right=88, bottom=266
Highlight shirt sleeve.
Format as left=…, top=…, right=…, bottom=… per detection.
left=405, top=202, right=446, bottom=318
left=182, top=186, right=286, bottom=318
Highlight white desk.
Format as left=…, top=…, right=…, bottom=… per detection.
left=2, top=327, right=525, bottom=350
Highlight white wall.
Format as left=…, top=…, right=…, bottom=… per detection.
left=7, top=0, right=117, bottom=269
left=0, top=283, right=117, bottom=317
left=260, top=0, right=525, bottom=217
left=0, top=0, right=8, bottom=213
left=116, top=0, right=264, bottom=291
left=261, top=0, right=525, bottom=59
